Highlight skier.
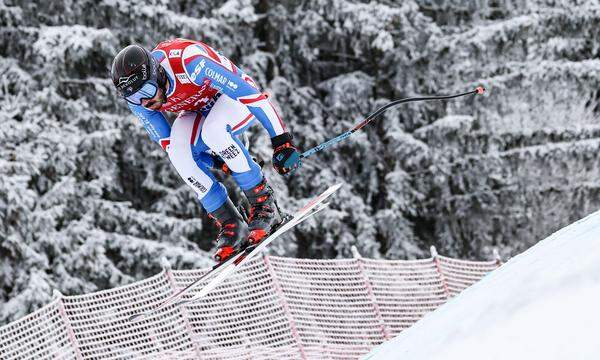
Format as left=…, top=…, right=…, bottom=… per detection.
left=110, top=38, right=301, bottom=263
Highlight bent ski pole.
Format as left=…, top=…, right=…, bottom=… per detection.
left=300, top=86, right=485, bottom=159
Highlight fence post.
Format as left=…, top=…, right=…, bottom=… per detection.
left=493, top=248, right=503, bottom=266
left=53, top=290, right=84, bottom=360
left=351, top=246, right=391, bottom=340
left=163, top=264, right=203, bottom=359
left=430, top=246, right=451, bottom=300
left=262, top=254, right=307, bottom=360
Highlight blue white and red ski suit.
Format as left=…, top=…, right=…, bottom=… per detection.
left=127, top=38, right=287, bottom=212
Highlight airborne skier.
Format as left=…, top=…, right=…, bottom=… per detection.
left=110, top=39, right=301, bottom=263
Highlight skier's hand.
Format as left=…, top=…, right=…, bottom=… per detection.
left=271, top=132, right=302, bottom=176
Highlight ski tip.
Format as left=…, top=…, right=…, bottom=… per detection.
left=331, top=183, right=343, bottom=192
left=312, top=183, right=342, bottom=203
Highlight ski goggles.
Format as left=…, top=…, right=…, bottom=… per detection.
left=125, top=80, right=159, bottom=105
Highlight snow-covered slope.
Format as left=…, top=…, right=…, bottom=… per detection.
left=364, top=210, right=600, bottom=360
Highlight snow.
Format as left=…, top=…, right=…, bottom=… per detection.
left=3, top=0, right=600, bottom=326
left=364, top=209, right=600, bottom=359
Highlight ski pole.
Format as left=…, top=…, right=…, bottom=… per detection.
left=300, top=86, right=486, bottom=159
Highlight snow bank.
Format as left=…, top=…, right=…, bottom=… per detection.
left=364, top=209, right=600, bottom=359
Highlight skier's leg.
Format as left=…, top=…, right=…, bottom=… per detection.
left=199, top=95, right=263, bottom=190
left=200, top=95, right=280, bottom=245
left=168, top=111, right=223, bottom=210
left=168, top=111, right=245, bottom=262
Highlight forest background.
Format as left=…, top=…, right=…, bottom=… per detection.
left=1, top=0, right=599, bottom=324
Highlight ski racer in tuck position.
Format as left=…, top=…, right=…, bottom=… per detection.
left=110, top=38, right=302, bottom=263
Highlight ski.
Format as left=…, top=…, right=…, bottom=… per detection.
left=174, top=183, right=342, bottom=307
left=128, top=183, right=341, bottom=321
left=128, top=247, right=238, bottom=322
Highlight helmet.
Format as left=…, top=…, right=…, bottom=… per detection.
left=110, top=44, right=166, bottom=98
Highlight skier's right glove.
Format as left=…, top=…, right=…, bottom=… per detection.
left=271, top=132, right=301, bottom=176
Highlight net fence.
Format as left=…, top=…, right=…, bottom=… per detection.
left=0, top=249, right=500, bottom=360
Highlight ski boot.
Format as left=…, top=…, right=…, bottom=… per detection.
left=243, top=177, right=280, bottom=246
left=209, top=198, right=246, bottom=263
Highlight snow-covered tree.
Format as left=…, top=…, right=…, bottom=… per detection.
left=1, top=0, right=599, bottom=325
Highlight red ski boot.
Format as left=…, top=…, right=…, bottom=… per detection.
left=243, top=178, right=279, bottom=245
left=209, top=198, right=246, bottom=263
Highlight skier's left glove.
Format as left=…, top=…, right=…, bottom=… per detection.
left=271, top=132, right=301, bottom=176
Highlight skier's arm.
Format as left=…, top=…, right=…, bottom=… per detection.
left=243, top=91, right=286, bottom=138
left=216, top=71, right=286, bottom=138
left=127, top=102, right=171, bottom=150
left=216, top=69, right=301, bottom=174
left=230, top=80, right=301, bottom=174
left=183, top=45, right=301, bottom=174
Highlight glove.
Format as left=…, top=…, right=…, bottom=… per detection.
left=271, top=132, right=301, bottom=176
